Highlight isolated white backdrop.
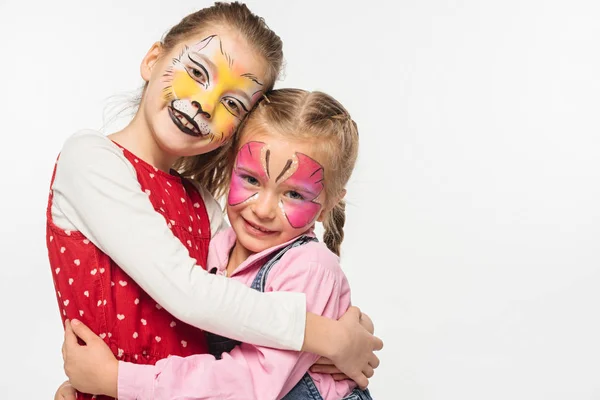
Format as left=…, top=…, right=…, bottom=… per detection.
left=1, top=0, right=600, bottom=399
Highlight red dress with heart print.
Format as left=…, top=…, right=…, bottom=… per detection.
left=46, top=145, right=211, bottom=400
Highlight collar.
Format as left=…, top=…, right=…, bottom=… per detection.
left=207, top=227, right=316, bottom=277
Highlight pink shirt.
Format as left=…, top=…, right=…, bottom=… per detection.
left=118, top=228, right=356, bottom=400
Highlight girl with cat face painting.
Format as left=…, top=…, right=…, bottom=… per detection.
left=47, top=3, right=381, bottom=400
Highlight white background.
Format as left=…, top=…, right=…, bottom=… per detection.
left=1, top=0, right=599, bottom=398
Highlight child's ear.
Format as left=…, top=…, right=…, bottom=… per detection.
left=316, top=189, right=347, bottom=222
left=140, top=42, right=163, bottom=82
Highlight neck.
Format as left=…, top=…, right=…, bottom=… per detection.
left=226, top=240, right=254, bottom=276
left=109, top=109, right=178, bottom=172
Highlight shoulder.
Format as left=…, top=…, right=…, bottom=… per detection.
left=57, top=130, right=134, bottom=176
left=266, top=239, right=351, bottom=316
left=187, top=180, right=227, bottom=237
left=269, top=239, right=347, bottom=288
left=284, top=240, right=343, bottom=275
left=187, top=179, right=215, bottom=204
left=61, top=129, right=117, bottom=153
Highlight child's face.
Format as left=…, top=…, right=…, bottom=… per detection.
left=142, top=28, right=267, bottom=158
left=226, top=130, right=329, bottom=254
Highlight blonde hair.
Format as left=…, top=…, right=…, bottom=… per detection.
left=167, top=2, right=284, bottom=196
left=228, top=88, right=359, bottom=256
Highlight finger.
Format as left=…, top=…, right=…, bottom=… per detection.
left=69, top=319, right=97, bottom=344
left=352, top=373, right=368, bottom=390
left=61, top=382, right=77, bottom=400
left=309, top=364, right=342, bottom=374
left=359, top=312, right=374, bottom=334
left=64, top=386, right=77, bottom=400
left=313, top=357, right=335, bottom=366
left=372, top=335, right=384, bottom=351
left=61, top=340, right=66, bottom=361
left=369, top=353, right=380, bottom=369
left=348, top=306, right=361, bottom=319
left=363, top=365, right=374, bottom=378
left=332, top=373, right=349, bottom=381
left=64, top=320, right=79, bottom=347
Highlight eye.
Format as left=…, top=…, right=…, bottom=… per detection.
left=285, top=191, right=305, bottom=201
left=185, top=66, right=208, bottom=85
left=242, top=175, right=260, bottom=186
left=222, top=97, right=247, bottom=118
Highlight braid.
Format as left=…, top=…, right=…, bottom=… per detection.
left=323, top=200, right=346, bottom=256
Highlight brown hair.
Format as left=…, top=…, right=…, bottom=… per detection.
left=229, top=89, right=359, bottom=256
left=166, top=2, right=284, bottom=196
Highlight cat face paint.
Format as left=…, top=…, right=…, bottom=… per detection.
left=161, top=35, right=264, bottom=145
left=228, top=141, right=325, bottom=230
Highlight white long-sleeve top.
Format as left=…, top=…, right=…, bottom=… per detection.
left=49, top=130, right=306, bottom=351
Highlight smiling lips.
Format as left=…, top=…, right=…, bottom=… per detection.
left=243, top=217, right=276, bottom=236
left=168, top=106, right=205, bottom=137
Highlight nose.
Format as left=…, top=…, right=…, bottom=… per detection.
left=191, top=101, right=211, bottom=119
left=252, top=192, right=277, bottom=220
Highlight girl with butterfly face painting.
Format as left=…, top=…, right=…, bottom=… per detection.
left=47, top=3, right=381, bottom=400
left=61, top=89, right=375, bottom=400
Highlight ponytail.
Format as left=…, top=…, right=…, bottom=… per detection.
left=323, top=200, right=346, bottom=256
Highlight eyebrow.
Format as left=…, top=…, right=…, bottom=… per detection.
left=276, top=159, right=293, bottom=182
left=265, top=149, right=271, bottom=178
left=187, top=54, right=211, bottom=86
left=241, top=73, right=264, bottom=86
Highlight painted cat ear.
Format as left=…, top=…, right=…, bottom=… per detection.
left=192, top=35, right=217, bottom=52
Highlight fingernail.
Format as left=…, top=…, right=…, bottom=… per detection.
left=71, top=319, right=80, bottom=325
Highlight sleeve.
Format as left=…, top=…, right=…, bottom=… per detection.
left=117, top=247, right=348, bottom=400
left=51, top=131, right=306, bottom=350
left=193, top=182, right=230, bottom=237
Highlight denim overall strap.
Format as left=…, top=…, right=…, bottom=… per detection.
left=250, top=236, right=317, bottom=291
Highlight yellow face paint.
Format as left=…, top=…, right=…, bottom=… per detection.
left=162, top=35, right=264, bottom=143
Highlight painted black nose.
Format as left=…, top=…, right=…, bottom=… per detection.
left=192, top=101, right=211, bottom=119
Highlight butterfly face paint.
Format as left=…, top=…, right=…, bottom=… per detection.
left=228, top=141, right=325, bottom=230
left=277, top=152, right=325, bottom=228
left=228, top=141, right=269, bottom=206
left=161, top=35, right=264, bottom=145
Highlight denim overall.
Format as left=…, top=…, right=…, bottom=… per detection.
left=205, top=236, right=373, bottom=400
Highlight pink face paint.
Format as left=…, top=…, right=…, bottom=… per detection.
left=279, top=153, right=324, bottom=229
left=228, top=142, right=268, bottom=206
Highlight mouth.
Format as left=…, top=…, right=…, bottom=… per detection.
left=168, top=107, right=204, bottom=137
left=242, top=217, right=277, bottom=237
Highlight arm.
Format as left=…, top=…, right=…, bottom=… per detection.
left=66, top=247, right=355, bottom=399
left=56, top=131, right=382, bottom=386
left=52, top=131, right=305, bottom=350
left=119, top=249, right=350, bottom=400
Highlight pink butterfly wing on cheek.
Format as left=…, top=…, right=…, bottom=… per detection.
left=282, top=153, right=325, bottom=229
left=228, top=142, right=268, bottom=206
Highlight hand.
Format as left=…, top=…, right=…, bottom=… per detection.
left=359, top=311, right=374, bottom=335
left=309, top=357, right=348, bottom=380
left=327, top=307, right=383, bottom=389
left=62, top=319, right=119, bottom=398
left=310, top=310, right=377, bottom=381
left=54, top=380, right=76, bottom=400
